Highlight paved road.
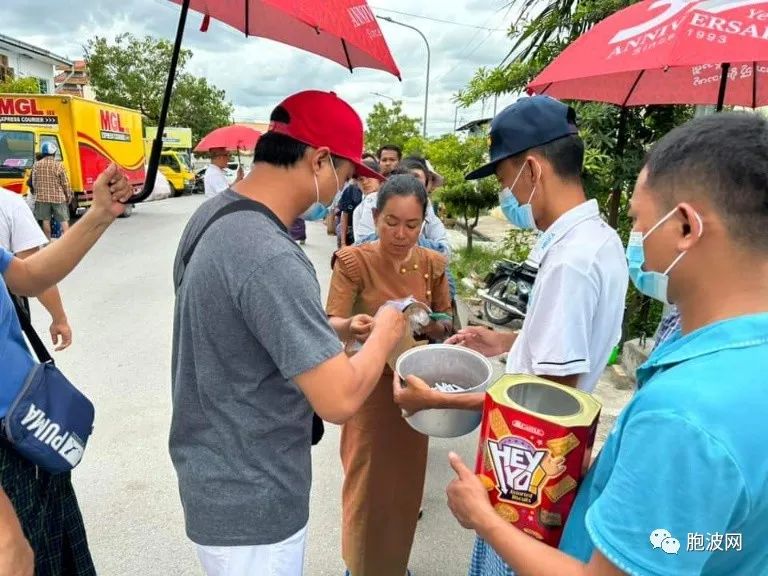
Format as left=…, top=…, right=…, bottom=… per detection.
left=29, top=195, right=480, bottom=576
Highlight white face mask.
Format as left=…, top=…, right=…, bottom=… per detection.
left=626, top=208, right=703, bottom=304
left=302, top=157, right=340, bottom=221
left=498, top=161, right=538, bottom=230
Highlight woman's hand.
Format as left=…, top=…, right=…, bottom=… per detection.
left=349, top=314, right=375, bottom=342
left=393, top=373, right=437, bottom=415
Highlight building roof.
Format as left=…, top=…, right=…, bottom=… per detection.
left=56, top=86, right=83, bottom=96
left=56, top=60, right=86, bottom=72
left=55, top=73, right=88, bottom=85
left=456, top=117, right=493, bottom=132
left=0, top=33, right=72, bottom=67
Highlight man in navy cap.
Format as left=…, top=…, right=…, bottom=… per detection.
left=393, top=96, right=628, bottom=575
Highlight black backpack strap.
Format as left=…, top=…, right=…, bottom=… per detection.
left=179, top=198, right=287, bottom=285
left=9, top=290, right=53, bottom=364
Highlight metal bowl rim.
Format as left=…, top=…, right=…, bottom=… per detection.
left=395, top=344, right=495, bottom=393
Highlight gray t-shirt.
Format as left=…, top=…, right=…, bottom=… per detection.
left=169, top=189, right=342, bottom=546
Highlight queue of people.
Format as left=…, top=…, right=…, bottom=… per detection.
left=1, top=87, right=767, bottom=576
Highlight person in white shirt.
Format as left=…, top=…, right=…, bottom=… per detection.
left=399, top=157, right=452, bottom=258
left=0, top=187, right=72, bottom=349
left=351, top=173, right=381, bottom=244
left=392, top=95, right=629, bottom=575
left=204, top=148, right=243, bottom=199
left=394, top=96, right=627, bottom=401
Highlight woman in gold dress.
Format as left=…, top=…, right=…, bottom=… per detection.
left=326, top=174, right=453, bottom=576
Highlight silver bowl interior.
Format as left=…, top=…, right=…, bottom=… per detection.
left=396, top=345, right=492, bottom=392
left=396, top=346, right=493, bottom=438
left=506, top=382, right=581, bottom=417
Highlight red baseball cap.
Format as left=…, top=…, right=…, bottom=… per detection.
left=268, top=90, right=385, bottom=181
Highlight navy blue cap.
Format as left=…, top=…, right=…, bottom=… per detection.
left=465, top=95, right=578, bottom=181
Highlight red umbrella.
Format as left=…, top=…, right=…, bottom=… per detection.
left=528, top=0, right=768, bottom=108
left=139, top=0, right=400, bottom=202
left=194, top=125, right=261, bottom=153
left=171, top=0, right=400, bottom=77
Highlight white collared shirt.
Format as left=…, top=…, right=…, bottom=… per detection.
left=204, top=164, right=230, bottom=199
left=352, top=192, right=379, bottom=243
left=505, top=199, right=628, bottom=393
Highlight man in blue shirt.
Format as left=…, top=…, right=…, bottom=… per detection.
left=0, top=164, right=133, bottom=576
left=444, top=112, right=768, bottom=575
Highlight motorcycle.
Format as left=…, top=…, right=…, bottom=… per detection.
left=479, top=259, right=538, bottom=325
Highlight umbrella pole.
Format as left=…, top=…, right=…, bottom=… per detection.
left=716, top=63, right=731, bottom=112
left=138, top=0, right=191, bottom=202
left=608, top=107, right=628, bottom=229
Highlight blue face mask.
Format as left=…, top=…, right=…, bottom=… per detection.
left=303, top=158, right=340, bottom=221
left=499, top=161, right=538, bottom=230
left=626, top=208, right=703, bottom=304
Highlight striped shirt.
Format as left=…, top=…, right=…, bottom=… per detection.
left=31, top=157, right=71, bottom=204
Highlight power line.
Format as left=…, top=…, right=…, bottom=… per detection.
left=371, top=7, right=508, bottom=32
left=430, top=3, right=516, bottom=107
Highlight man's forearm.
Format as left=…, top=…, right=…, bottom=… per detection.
left=478, top=513, right=587, bottom=576
left=36, top=285, right=67, bottom=322
left=4, top=208, right=113, bottom=297
left=498, top=331, right=518, bottom=352
left=329, top=316, right=352, bottom=341
left=428, top=391, right=485, bottom=411
left=345, top=330, right=392, bottom=407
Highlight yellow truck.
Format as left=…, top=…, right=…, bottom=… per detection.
left=144, top=126, right=194, bottom=197
left=0, top=94, right=145, bottom=213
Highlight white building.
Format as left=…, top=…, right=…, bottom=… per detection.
left=0, top=33, right=71, bottom=94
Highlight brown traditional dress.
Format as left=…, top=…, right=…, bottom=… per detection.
left=326, top=243, right=452, bottom=576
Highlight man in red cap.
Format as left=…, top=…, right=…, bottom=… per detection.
left=169, top=91, right=405, bottom=576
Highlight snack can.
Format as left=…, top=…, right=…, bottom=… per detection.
left=475, top=374, right=601, bottom=546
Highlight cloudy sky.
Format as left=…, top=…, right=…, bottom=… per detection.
left=3, top=0, right=522, bottom=136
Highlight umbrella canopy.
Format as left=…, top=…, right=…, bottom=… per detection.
left=194, top=125, right=261, bottom=153
left=169, top=0, right=400, bottom=77
left=138, top=0, right=400, bottom=202
left=528, top=0, right=768, bottom=108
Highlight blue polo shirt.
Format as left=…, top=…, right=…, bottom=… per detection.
left=559, top=313, right=768, bottom=575
left=0, top=247, right=34, bottom=417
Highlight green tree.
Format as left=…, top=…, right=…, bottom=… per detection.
left=426, top=135, right=498, bottom=252
left=85, top=33, right=233, bottom=142
left=364, top=100, right=421, bottom=153
left=0, top=77, right=42, bottom=94
left=456, top=0, right=695, bottom=341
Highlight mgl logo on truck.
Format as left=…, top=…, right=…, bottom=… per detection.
left=0, top=98, right=58, bottom=125
left=99, top=110, right=131, bottom=142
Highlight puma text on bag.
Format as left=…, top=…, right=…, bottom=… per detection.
left=2, top=294, right=94, bottom=474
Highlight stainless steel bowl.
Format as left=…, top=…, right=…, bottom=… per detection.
left=395, top=344, right=494, bottom=438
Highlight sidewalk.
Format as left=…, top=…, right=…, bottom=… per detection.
left=474, top=209, right=514, bottom=242
left=448, top=212, right=514, bottom=251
